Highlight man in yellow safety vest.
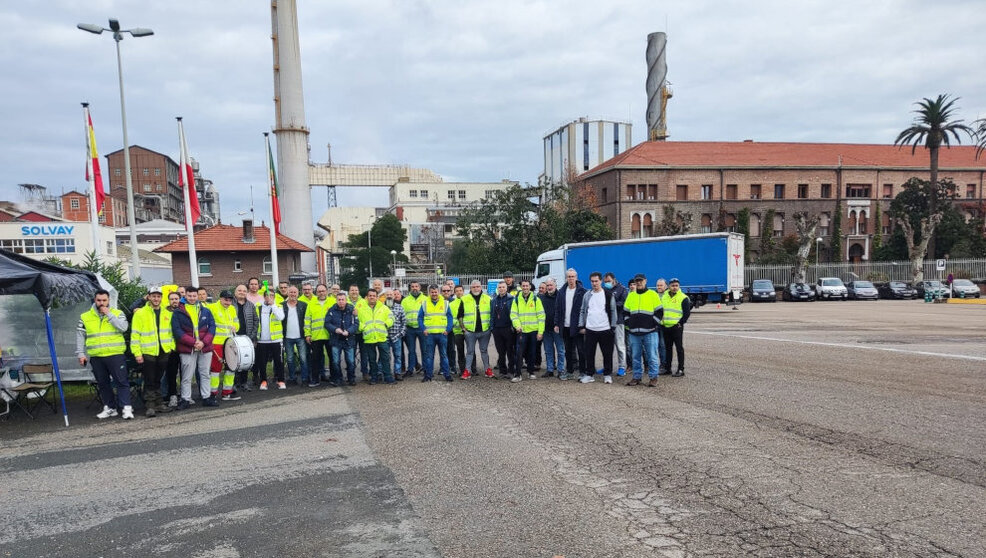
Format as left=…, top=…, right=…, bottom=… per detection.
left=359, top=288, right=395, bottom=384
left=509, top=279, right=545, bottom=383
left=130, top=286, right=176, bottom=416
left=77, top=289, right=133, bottom=420
left=401, top=281, right=427, bottom=376
left=209, top=290, right=241, bottom=401
left=660, top=278, right=691, bottom=377
left=418, top=284, right=453, bottom=382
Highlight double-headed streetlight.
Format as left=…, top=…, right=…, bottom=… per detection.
left=78, top=19, right=153, bottom=278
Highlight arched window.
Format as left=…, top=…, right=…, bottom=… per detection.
left=857, top=210, right=868, bottom=234
left=725, top=213, right=736, bottom=232
left=263, top=256, right=273, bottom=275
left=818, top=213, right=830, bottom=236
left=847, top=210, right=857, bottom=235
left=701, top=214, right=713, bottom=233
left=773, top=213, right=784, bottom=237
left=631, top=213, right=642, bottom=239
left=750, top=213, right=761, bottom=237
left=642, top=213, right=653, bottom=238
left=198, top=258, right=211, bottom=276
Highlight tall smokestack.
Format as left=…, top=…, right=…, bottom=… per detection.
left=271, top=0, right=315, bottom=269
left=646, top=32, right=672, bottom=141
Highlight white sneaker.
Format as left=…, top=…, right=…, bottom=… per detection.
left=168, top=395, right=178, bottom=407
left=603, top=376, right=613, bottom=384
left=96, top=406, right=118, bottom=419
left=510, top=376, right=522, bottom=383
left=579, top=375, right=595, bottom=384
left=121, top=406, right=134, bottom=420
left=529, top=374, right=536, bottom=380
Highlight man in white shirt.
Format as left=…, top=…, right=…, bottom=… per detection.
left=282, top=286, right=310, bottom=385
left=256, top=290, right=286, bottom=390
left=577, top=272, right=618, bottom=384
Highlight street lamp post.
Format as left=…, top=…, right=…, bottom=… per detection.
left=815, top=237, right=824, bottom=280
left=78, top=19, right=153, bottom=279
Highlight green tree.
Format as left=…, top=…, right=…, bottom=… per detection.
left=339, top=213, right=408, bottom=289
left=894, top=94, right=973, bottom=258
left=872, top=202, right=882, bottom=251
left=888, top=177, right=955, bottom=284
left=831, top=202, right=843, bottom=262
left=759, top=209, right=775, bottom=260
left=653, top=205, right=692, bottom=236
left=736, top=208, right=751, bottom=261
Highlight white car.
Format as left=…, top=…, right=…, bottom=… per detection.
left=950, top=278, right=981, bottom=298
left=816, top=277, right=848, bottom=300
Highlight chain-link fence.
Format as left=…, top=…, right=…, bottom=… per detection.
left=745, top=258, right=986, bottom=286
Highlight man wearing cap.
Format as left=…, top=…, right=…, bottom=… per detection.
left=209, top=290, right=240, bottom=401
left=660, top=278, right=691, bottom=377
left=502, top=272, right=520, bottom=296
left=130, top=286, right=174, bottom=417
left=624, top=273, right=663, bottom=387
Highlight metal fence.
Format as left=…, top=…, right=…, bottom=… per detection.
left=745, top=258, right=986, bottom=286
left=379, top=273, right=536, bottom=292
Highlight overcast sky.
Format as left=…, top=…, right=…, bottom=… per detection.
left=2, top=0, right=984, bottom=226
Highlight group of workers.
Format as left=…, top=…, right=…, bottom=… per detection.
left=75, top=270, right=690, bottom=421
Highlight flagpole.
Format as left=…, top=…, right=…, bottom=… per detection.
left=82, top=103, right=101, bottom=258
left=178, top=117, right=199, bottom=287
left=264, top=132, right=280, bottom=287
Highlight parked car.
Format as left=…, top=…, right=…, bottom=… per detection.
left=750, top=279, right=777, bottom=302
left=816, top=277, right=848, bottom=300
left=783, top=282, right=816, bottom=301
left=915, top=280, right=950, bottom=299
left=878, top=281, right=918, bottom=299
left=949, top=278, right=981, bottom=298
left=846, top=280, right=879, bottom=300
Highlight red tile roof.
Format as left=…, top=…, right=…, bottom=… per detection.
left=154, top=224, right=313, bottom=253
left=581, top=141, right=986, bottom=178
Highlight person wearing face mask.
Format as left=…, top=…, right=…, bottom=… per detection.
left=660, top=278, right=691, bottom=377
left=624, top=273, right=664, bottom=387
left=603, top=272, right=628, bottom=377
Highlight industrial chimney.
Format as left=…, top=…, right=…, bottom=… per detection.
left=271, top=0, right=315, bottom=269
left=645, top=32, right=672, bottom=141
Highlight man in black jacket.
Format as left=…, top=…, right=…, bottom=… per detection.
left=490, top=282, right=516, bottom=379
left=282, top=285, right=309, bottom=385
left=554, top=269, right=587, bottom=381
left=539, top=278, right=564, bottom=378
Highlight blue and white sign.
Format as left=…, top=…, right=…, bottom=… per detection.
left=21, top=225, right=75, bottom=236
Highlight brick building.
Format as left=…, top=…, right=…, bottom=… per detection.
left=155, top=220, right=312, bottom=295
left=576, top=141, right=986, bottom=262
left=105, top=145, right=185, bottom=224
left=59, top=190, right=129, bottom=227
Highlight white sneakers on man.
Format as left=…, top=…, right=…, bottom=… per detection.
left=579, top=375, right=595, bottom=384
left=603, top=376, right=613, bottom=384
left=96, top=406, right=118, bottom=419
left=121, top=405, right=134, bottom=420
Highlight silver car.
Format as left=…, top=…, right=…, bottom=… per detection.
left=950, top=278, right=981, bottom=298
left=847, top=280, right=879, bottom=300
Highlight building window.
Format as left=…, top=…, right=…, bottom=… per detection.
left=263, top=256, right=273, bottom=275
left=447, top=190, right=456, bottom=201
left=701, top=214, right=712, bottom=233
left=484, top=190, right=495, bottom=198
left=725, top=213, right=736, bottom=233
left=156, top=184, right=163, bottom=192
left=819, top=213, right=830, bottom=236
left=797, top=184, right=808, bottom=199
left=750, top=184, right=762, bottom=199
left=845, top=184, right=871, bottom=198
left=676, top=185, right=688, bottom=201
left=701, top=185, right=712, bottom=200
left=647, top=184, right=657, bottom=200
left=70, top=198, right=80, bottom=209
left=750, top=214, right=761, bottom=237
left=774, top=184, right=785, bottom=199
left=967, top=184, right=976, bottom=199
left=420, top=189, right=429, bottom=199
left=626, top=184, right=636, bottom=200
left=409, top=190, right=418, bottom=198
left=114, top=168, right=121, bottom=176
left=142, top=168, right=149, bottom=176
left=233, top=259, right=242, bottom=272
left=773, top=213, right=784, bottom=237
left=821, top=184, right=832, bottom=198
left=642, top=213, right=653, bottom=237
left=98, top=213, right=106, bottom=223
left=444, top=224, right=454, bottom=234
left=458, top=190, right=466, bottom=200
left=154, top=168, right=161, bottom=177
left=198, top=258, right=212, bottom=276
left=143, top=184, right=151, bottom=192
left=601, top=188, right=608, bottom=203
left=104, top=241, right=111, bottom=255
left=631, top=213, right=641, bottom=239
left=883, top=184, right=893, bottom=198
left=726, top=184, right=737, bottom=200
left=881, top=212, right=891, bottom=234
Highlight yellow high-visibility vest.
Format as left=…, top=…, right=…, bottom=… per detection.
left=130, top=304, right=175, bottom=357
left=81, top=308, right=126, bottom=357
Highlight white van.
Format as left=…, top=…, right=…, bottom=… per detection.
left=816, top=277, right=848, bottom=300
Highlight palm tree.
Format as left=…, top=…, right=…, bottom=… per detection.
left=974, top=117, right=986, bottom=159
left=894, top=94, right=972, bottom=258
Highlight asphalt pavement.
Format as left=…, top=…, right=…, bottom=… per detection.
left=1, top=300, right=983, bottom=557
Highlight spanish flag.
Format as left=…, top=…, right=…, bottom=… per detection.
left=84, top=105, right=105, bottom=214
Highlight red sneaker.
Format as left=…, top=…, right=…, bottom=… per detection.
left=460, top=369, right=471, bottom=380
left=485, top=368, right=494, bottom=378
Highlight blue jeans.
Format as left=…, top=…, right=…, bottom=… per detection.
left=629, top=332, right=661, bottom=380
left=357, top=334, right=370, bottom=375
left=542, top=329, right=566, bottom=373
left=423, top=333, right=450, bottom=379
left=657, top=328, right=668, bottom=371
left=389, top=337, right=403, bottom=377
left=330, top=344, right=356, bottom=383
left=366, top=342, right=393, bottom=382
left=284, top=337, right=310, bottom=381
left=405, top=327, right=424, bottom=371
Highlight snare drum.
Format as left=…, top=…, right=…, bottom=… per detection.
left=224, top=336, right=255, bottom=372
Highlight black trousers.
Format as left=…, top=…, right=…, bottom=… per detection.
left=662, top=325, right=685, bottom=371
left=534, top=338, right=543, bottom=367
left=91, top=353, right=131, bottom=408
left=584, top=328, right=614, bottom=376
left=140, top=352, right=168, bottom=408
left=492, top=327, right=516, bottom=375
left=311, top=339, right=331, bottom=381
left=452, top=333, right=468, bottom=373
left=165, top=351, right=180, bottom=398
left=256, top=342, right=285, bottom=383
left=562, top=327, right=585, bottom=376
left=515, top=331, right=538, bottom=377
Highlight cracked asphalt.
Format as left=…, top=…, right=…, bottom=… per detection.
left=1, top=299, right=983, bottom=557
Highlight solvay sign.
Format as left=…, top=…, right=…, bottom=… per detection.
left=21, top=225, right=75, bottom=236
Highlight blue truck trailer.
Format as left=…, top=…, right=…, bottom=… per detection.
left=532, top=232, right=745, bottom=306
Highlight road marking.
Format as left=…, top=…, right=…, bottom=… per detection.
left=691, top=331, right=986, bottom=362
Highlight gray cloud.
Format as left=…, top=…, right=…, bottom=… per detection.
left=1, top=0, right=984, bottom=227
